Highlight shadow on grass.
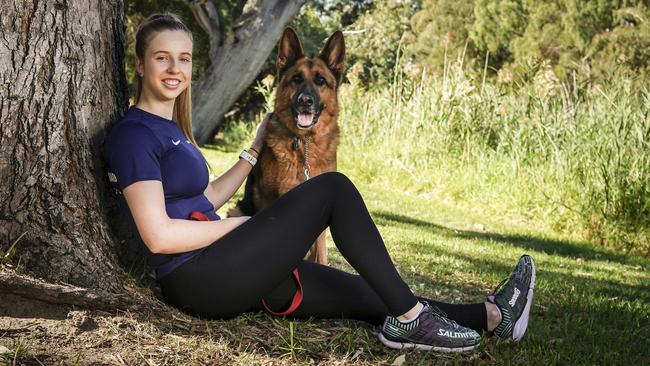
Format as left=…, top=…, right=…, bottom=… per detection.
left=288, top=238, right=649, bottom=364
left=372, top=211, right=649, bottom=303
left=371, top=211, right=646, bottom=265
left=379, top=214, right=650, bottom=365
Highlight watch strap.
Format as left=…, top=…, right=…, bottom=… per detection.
left=239, top=150, right=258, bottom=166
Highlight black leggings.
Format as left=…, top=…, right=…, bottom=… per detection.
left=160, top=172, right=487, bottom=331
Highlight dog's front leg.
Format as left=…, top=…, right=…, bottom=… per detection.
left=304, top=230, right=328, bottom=265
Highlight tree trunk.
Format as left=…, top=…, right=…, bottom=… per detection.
left=0, top=0, right=128, bottom=292
left=190, top=0, right=306, bottom=145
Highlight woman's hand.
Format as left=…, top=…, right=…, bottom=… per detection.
left=204, top=114, right=273, bottom=212
left=251, top=112, right=273, bottom=153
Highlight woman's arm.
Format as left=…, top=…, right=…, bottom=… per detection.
left=123, top=180, right=250, bottom=254
left=204, top=150, right=259, bottom=211
left=204, top=113, right=272, bottom=210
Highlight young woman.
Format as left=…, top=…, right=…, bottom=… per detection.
left=103, top=13, right=536, bottom=353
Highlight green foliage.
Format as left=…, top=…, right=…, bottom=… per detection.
left=587, top=5, right=650, bottom=82
left=406, top=0, right=650, bottom=83
left=310, top=0, right=373, bottom=27
left=343, top=0, right=413, bottom=85
left=288, top=6, right=334, bottom=56
left=275, top=321, right=307, bottom=360
left=469, top=0, right=527, bottom=68
left=508, top=0, right=627, bottom=80
left=407, top=0, right=478, bottom=75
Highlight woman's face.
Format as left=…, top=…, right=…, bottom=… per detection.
left=136, top=30, right=192, bottom=103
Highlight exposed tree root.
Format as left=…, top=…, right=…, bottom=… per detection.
left=0, top=268, right=148, bottom=312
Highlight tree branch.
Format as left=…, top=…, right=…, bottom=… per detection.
left=186, top=0, right=222, bottom=61
left=191, top=0, right=306, bottom=144
left=233, top=0, right=262, bottom=39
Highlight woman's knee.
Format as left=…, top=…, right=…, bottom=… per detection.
left=298, top=172, right=359, bottom=208
left=315, top=171, right=355, bottom=192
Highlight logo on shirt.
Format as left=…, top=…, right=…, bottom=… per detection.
left=172, top=139, right=180, bottom=145
left=186, top=140, right=191, bottom=144
left=107, top=171, right=117, bottom=183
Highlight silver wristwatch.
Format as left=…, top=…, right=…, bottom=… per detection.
left=239, top=150, right=258, bottom=166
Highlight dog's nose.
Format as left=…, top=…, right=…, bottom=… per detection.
left=297, top=93, right=314, bottom=106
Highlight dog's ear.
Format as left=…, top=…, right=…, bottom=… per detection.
left=318, top=30, right=345, bottom=87
left=277, top=27, right=304, bottom=78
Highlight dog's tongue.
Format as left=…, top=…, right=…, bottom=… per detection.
left=297, top=113, right=314, bottom=127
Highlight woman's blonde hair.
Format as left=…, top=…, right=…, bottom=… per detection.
left=134, top=13, right=210, bottom=169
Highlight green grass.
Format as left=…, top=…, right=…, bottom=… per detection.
left=0, top=338, right=29, bottom=366
left=0, top=231, right=26, bottom=266
left=198, top=147, right=649, bottom=365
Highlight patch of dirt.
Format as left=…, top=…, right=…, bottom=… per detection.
left=0, top=291, right=396, bottom=365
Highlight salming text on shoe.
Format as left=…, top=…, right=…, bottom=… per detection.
left=488, top=254, right=536, bottom=341
left=378, top=303, right=481, bottom=353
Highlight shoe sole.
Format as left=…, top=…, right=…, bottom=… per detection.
left=512, top=255, right=536, bottom=342
left=377, top=333, right=480, bottom=353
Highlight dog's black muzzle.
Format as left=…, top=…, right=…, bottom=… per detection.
left=293, top=91, right=324, bottom=130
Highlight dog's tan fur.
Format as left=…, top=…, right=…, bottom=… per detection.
left=228, top=28, right=345, bottom=265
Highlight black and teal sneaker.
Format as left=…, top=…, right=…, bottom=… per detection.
left=487, top=254, right=536, bottom=341
left=378, top=302, right=482, bottom=353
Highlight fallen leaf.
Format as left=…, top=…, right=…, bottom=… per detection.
left=392, top=354, right=406, bottom=366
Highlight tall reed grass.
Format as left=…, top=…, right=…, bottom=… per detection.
left=336, top=61, right=650, bottom=255
left=221, top=58, right=649, bottom=255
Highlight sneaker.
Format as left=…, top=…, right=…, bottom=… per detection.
left=378, top=302, right=482, bottom=353
left=487, top=254, right=536, bottom=341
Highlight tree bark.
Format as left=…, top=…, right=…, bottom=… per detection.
left=0, top=0, right=129, bottom=292
left=189, top=0, right=306, bottom=145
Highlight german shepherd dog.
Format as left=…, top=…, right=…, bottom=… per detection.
left=228, top=28, right=345, bottom=265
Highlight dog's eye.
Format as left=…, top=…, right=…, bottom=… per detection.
left=291, top=74, right=303, bottom=84
left=314, top=75, right=326, bottom=86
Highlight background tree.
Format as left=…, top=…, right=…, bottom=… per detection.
left=404, top=0, right=650, bottom=83
left=585, top=5, right=650, bottom=82
left=468, top=0, right=527, bottom=71
left=344, top=0, right=413, bottom=86
left=0, top=1, right=129, bottom=295
left=311, top=0, right=373, bottom=27
left=406, top=0, right=478, bottom=75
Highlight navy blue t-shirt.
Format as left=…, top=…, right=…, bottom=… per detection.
left=103, top=106, right=220, bottom=279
